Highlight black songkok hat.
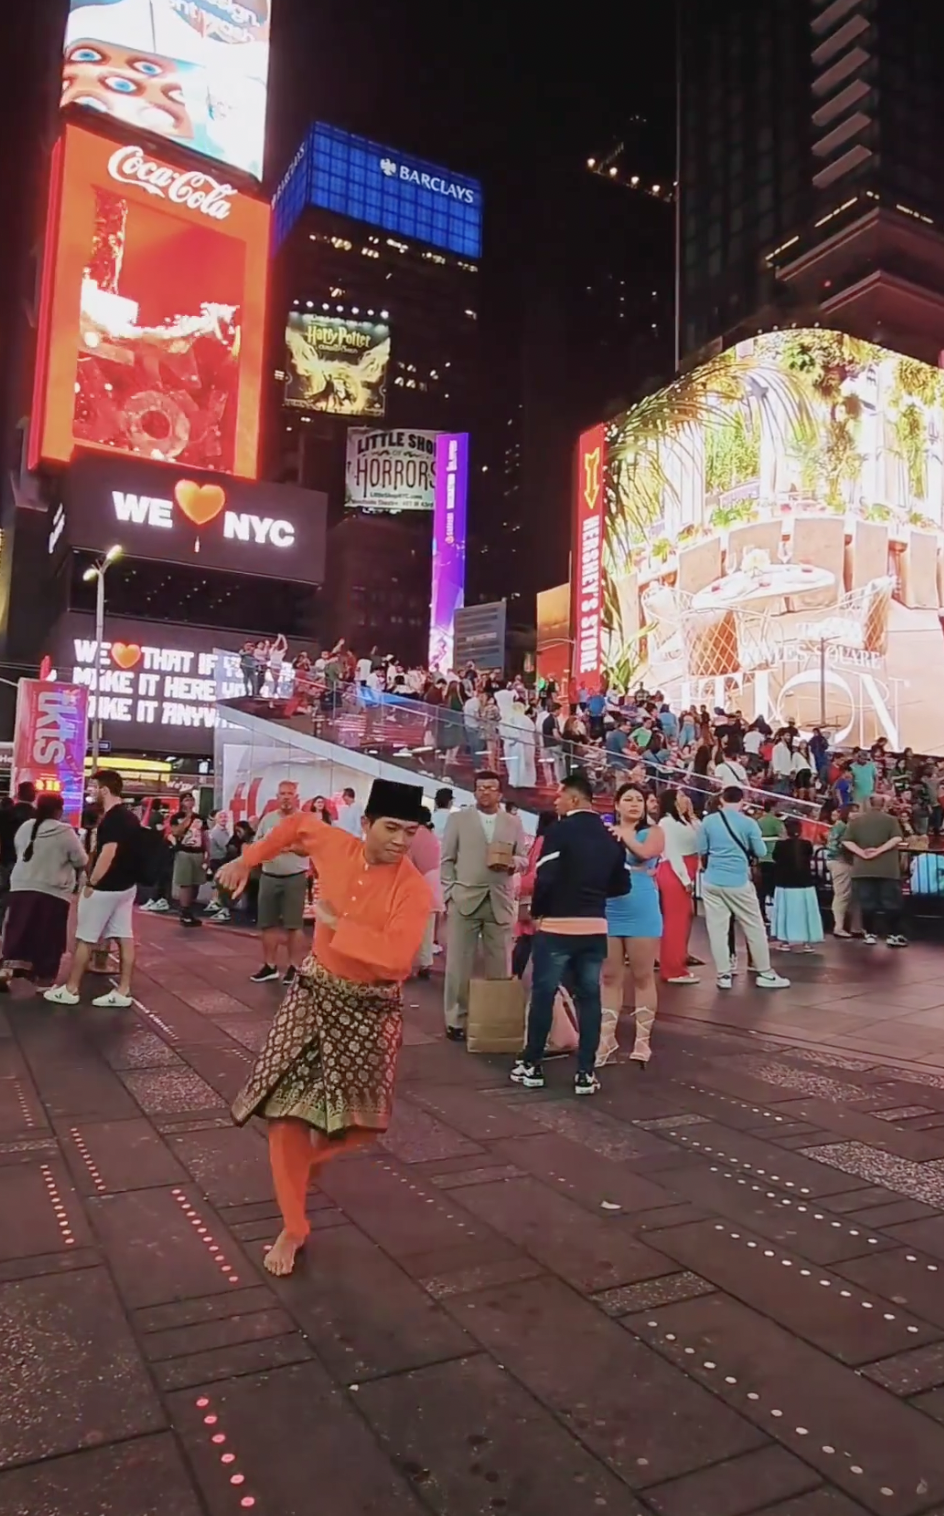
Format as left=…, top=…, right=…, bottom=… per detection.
left=365, top=779, right=427, bottom=824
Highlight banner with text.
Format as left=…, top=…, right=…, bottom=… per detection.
left=429, top=433, right=469, bottom=672
left=12, top=680, right=89, bottom=825
left=345, top=428, right=439, bottom=512
left=61, top=454, right=326, bottom=583
left=50, top=614, right=254, bottom=755
left=574, top=424, right=605, bottom=694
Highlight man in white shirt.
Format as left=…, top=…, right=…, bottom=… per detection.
left=335, top=788, right=365, bottom=837
left=432, top=788, right=454, bottom=839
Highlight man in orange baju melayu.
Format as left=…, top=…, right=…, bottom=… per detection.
left=217, top=778, right=431, bottom=1276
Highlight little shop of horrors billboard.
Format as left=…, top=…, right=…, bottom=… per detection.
left=578, top=328, right=944, bottom=753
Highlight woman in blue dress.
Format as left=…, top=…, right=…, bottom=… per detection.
left=599, top=784, right=664, bottom=1068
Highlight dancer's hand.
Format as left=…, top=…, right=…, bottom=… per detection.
left=216, top=859, right=250, bottom=898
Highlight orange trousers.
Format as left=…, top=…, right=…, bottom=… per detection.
left=268, top=1118, right=378, bottom=1237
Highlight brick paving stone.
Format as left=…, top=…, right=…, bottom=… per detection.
left=143, top=1306, right=295, bottom=1362
left=628, top=1291, right=944, bottom=1515
left=443, top=1274, right=766, bottom=1487
left=88, top=1186, right=257, bottom=1308
left=593, top=1270, right=715, bottom=1317
left=62, top=1118, right=188, bottom=1194
left=836, top=1248, right=944, bottom=1330
left=771, top=1100, right=944, bottom=1162
left=759, top=1493, right=872, bottom=1516
left=380, top=1098, right=485, bottom=1163
left=421, top=1255, right=547, bottom=1299
left=845, top=1200, right=938, bottom=1228
left=166, top=1126, right=275, bottom=1208
left=640, top=1444, right=821, bottom=1516
left=0, top=1268, right=163, bottom=1469
left=429, top=1163, right=526, bottom=1188
left=96, top=1030, right=183, bottom=1069
left=357, top=1353, right=646, bottom=1515
left=0, top=1435, right=204, bottom=1516
left=318, top=1154, right=509, bottom=1261
left=885, top=1217, right=944, bottom=1263
left=135, top=1284, right=275, bottom=1333
left=451, top=1174, right=676, bottom=1294
left=268, top=1221, right=473, bottom=1380
left=19, top=1054, right=141, bottom=1121
left=862, top=1341, right=944, bottom=1395
left=0, top=1158, right=93, bottom=1258
left=153, top=1331, right=314, bottom=1391
left=658, top=1123, right=870, bottom=1197
left=644, top=1218, right=940, bottom=1365
left=408, top=1082, right=548, bottom=1140
left=661, top=1163, right=892, bottom=1266
left=490, top=1131, right=676, bottom=1215
left=168, top=1360, right=426, bottom=1515
left=121, top=1067, right=226, bottom=1117
left=804, top=1146, right=944, bottom=1208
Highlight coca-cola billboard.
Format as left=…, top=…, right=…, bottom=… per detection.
left=30, top=122, right=269, bottom=479
left=107, top=146, right=237, bottom=221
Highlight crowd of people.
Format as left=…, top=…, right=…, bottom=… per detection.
left=230, top=636, right=944, bottom=839
left=0, top=743, right=929, bottom=1281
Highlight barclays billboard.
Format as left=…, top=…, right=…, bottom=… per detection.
left=273, top=124, right=482, bottom=259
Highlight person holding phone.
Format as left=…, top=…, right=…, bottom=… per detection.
left=697, top=787, right=791, bottom=992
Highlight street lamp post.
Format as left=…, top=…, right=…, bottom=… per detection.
left=83, top=545, right=123, bottom=773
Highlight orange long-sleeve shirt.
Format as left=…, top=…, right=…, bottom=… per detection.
left=240, top=813, right=432, bottom=984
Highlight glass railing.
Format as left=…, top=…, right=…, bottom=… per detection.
left=213, top=662, right=827, bottom=832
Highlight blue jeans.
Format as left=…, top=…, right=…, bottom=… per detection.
left=524, top=931, right=607, bottom=1075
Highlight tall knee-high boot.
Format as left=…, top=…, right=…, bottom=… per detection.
left=596, top=994, right=621, bottom=1067
left=630, top=1006, right=656, bottom=1066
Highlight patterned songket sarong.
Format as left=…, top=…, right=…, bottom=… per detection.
left=232, top=956, right=403, bottom=1136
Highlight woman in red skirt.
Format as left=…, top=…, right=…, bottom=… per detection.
left=656, top=788, right=702, bottom=985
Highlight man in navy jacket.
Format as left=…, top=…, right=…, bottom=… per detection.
left=512, top=771, right=628, bottom=1096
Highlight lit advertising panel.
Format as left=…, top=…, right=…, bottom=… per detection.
left=30, top=123, right=269, bottom=478
left=62, top=0, right=271, bottom=181
left=345, top=429, right=439, bottom=512
left=12, top=681, right=89, bottom=826
left=284, top=314, right=390, bottom=417
left=62, top=454, right=327, bottom=583
left=273, top=124, right=483, bottom=258
left=428, top=433, right=469, bottom=672
left=597, top=328, right=944, bottom=751
left=574, top=425, right=605, bottom=694
left=51, top=612, right=251, bottom=755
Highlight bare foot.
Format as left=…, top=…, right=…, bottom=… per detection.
left=263, top=1229, right=306, bottom=1276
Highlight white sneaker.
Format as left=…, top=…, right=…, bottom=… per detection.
left=716, top=973, right=733, bottom=991
left=92, top=989, right=134, bottom=1008
left=666, top=973, right=700, bottom=985
left=44, top=984, right=80, bottom=1005
left=152, top=899, right=170, bottom=913
left=756, top=971, right=791, bottom=989
left=215, top=908, right=231, bottom=923
left=863, top=933, right=878, bottom=945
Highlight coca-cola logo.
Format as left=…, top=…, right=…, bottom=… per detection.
left=107, top=146, right=237, bottom=222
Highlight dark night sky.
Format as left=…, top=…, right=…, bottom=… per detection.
left=268, top=1, right=676, bottom=210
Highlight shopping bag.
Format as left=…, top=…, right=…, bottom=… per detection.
left=466, top=977, right=526, bottom=1054
left=546, top=985, right=579, bottom=1053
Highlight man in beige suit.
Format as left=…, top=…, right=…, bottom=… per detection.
left=441, top=771, right=528, bottom=1040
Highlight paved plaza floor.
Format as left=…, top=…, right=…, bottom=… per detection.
left=4, top=913, right=944, bottom=1515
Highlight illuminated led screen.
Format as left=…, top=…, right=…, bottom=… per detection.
left=62, top=0, right=270, bottom=181
left=30, top=122, right=270, bottom=478
left=273, top=124, right=482, bottom=257
left=284, top=314, right=390, bottom=417
left=588, top=328, right=944, bottom=752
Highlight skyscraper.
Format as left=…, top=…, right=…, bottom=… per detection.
left=679, top=0, right=944, bottom=367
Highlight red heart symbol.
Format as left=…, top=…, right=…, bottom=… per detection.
left=111, top=642, right=142, bottom=670
left=174, top=479, right=226, bottom=527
